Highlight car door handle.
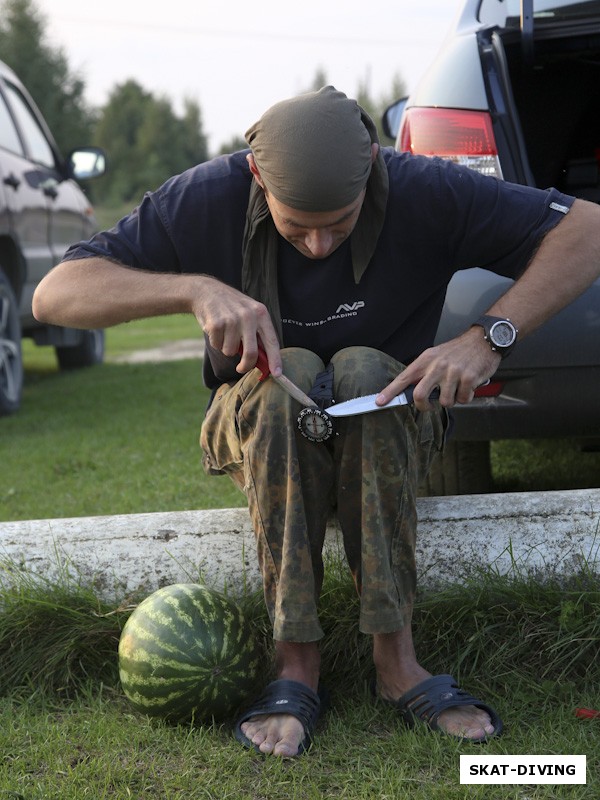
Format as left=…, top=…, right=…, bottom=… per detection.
left=43, top=184, right=58, bottom=199
left=3, top=173, right=20, bottom=190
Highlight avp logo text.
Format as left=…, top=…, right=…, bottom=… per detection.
left=336, top=301, right=365, bottom=313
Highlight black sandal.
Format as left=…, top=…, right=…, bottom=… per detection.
left=234, top=678, right=324, bottom=755
left=378, top=673, right=503, bottom=742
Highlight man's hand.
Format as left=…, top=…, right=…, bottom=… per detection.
left=376, top=326, right=501, bottom=412
left=190, top=277, right=282, bottom=377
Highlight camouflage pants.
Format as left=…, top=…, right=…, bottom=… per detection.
left=200, top=347, right=447, bottom=642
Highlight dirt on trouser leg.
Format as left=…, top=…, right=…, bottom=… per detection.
left=200, top=346, right=447, bottom=641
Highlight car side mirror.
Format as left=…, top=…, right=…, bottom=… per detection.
left=67, top=147, right=106, bottom=181
left=382, top=97, right=408, bottom=141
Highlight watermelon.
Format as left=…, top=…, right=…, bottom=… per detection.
left=118, top=583, right=262, bottom=722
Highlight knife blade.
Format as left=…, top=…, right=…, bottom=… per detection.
left=327, top=378, right=494, bottom=418
left=239, top=343, right=318, bottom=408
left=327, top=386, right=440, bottom=418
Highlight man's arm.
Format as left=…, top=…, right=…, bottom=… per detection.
left=377, top=198, right=600, bottom=410
left=32, top=257, right=282, bottom=376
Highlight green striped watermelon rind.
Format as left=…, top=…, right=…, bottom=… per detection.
left=118, top=583, right=262, bottom=723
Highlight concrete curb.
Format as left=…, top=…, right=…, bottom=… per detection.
left=1, top=488, right=599, bottom=602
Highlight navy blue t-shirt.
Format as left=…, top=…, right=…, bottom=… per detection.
left=63, top=148, right=575, bottom=387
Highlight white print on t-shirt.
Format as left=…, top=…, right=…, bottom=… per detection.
left=336, top=301, right=365, bottom=313
left=282, top=300, right=366, bottom=328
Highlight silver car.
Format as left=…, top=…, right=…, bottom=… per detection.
left=384, top=0, right=600, bottom=494
left=0, top=58, right=105, bottom=415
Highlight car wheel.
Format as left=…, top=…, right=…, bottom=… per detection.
left=419, top=439, right=493, bottom=496
left=55, top=329, right=105, bottom=370
left=0, top=268, right=23, bottom=415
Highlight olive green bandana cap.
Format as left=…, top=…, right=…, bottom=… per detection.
left=242, top=86, right=389, bottom=344
left=246, top=85, right=375, bottom=211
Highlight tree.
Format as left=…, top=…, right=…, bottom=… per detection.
left=92, top=81, right=152, bottom=205
left=0, top=0, right=94, bottom=153
left=356, top=72, right=407, bottom=145
left=217, top=136, right=248, bottom=157
left=307, top=67, right=329, bottom=93
left=178, top=99, right=209, bottom=166
left=93, top=80, right=208, bottom=205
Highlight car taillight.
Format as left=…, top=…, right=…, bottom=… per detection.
left=399, top=107, right=503, bottom=179
left=474, top=381, right=504, bottom=398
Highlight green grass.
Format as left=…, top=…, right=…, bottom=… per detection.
left=0, top=561, right=598, bottom=799
left=0, top=689, right=596, bottom=799
left=1, top=318, right=245, bottom=521
left=1, top=359, right=245, bottom=520
left=492, top=438, right=600, bottom=493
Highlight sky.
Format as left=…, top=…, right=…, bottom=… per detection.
left=35, top=0, right=464, bottom=154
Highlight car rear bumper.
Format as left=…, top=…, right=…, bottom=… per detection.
left=450, top=364, right=600, bottom=440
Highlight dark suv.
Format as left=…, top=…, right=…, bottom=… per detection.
left=0, top=58, right=105, bottom=415
left=384, top=0, right=600, bottom=494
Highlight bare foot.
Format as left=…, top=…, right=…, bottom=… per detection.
left=240, top=640, right=320, bottom=757
left=241, top=713, right=308, bottom=756
left=373, top=629, right=497, bottom=740
left=435, top=703, right=495, bottom=740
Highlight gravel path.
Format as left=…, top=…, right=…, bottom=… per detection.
left=110, top=338, right=205, bottom=364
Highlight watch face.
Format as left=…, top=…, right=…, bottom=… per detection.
left=297, top=407, right=334, bottom=442
left=489, top=320, right=517, bottom=348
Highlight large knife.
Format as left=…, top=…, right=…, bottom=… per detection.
left=327, top=386, right=440, bottom=418
left=327, top=380, right=493, bottom=418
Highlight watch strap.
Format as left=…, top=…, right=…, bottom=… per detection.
left=308, top=363, right=335, bottom=410
left=475, top=314, right=509, bottom=326
left=474, top=315, right=517, bottom=358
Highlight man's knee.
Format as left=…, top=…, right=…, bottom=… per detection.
left=280, top=348, right=325, bottom=389
left=276, top=346, right=404, bottom=403
left=332, top=347, right=403, bottom=400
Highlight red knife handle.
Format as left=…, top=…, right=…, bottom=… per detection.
left=238, top=343, right=270, bottom=381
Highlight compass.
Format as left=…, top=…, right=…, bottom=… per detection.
left=297, top=406, right=334, bottom=442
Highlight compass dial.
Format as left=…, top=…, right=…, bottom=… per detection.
left=297, top=407, right=334, bottom=442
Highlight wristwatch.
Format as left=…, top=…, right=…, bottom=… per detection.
left=473, top=315, right=518, bottom=358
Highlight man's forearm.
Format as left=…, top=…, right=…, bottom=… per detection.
left=487, top=198, right=600, bottom=337
left=33, top=258, right=211, bottom=329
left=33, top=256, right=284, bottom=374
